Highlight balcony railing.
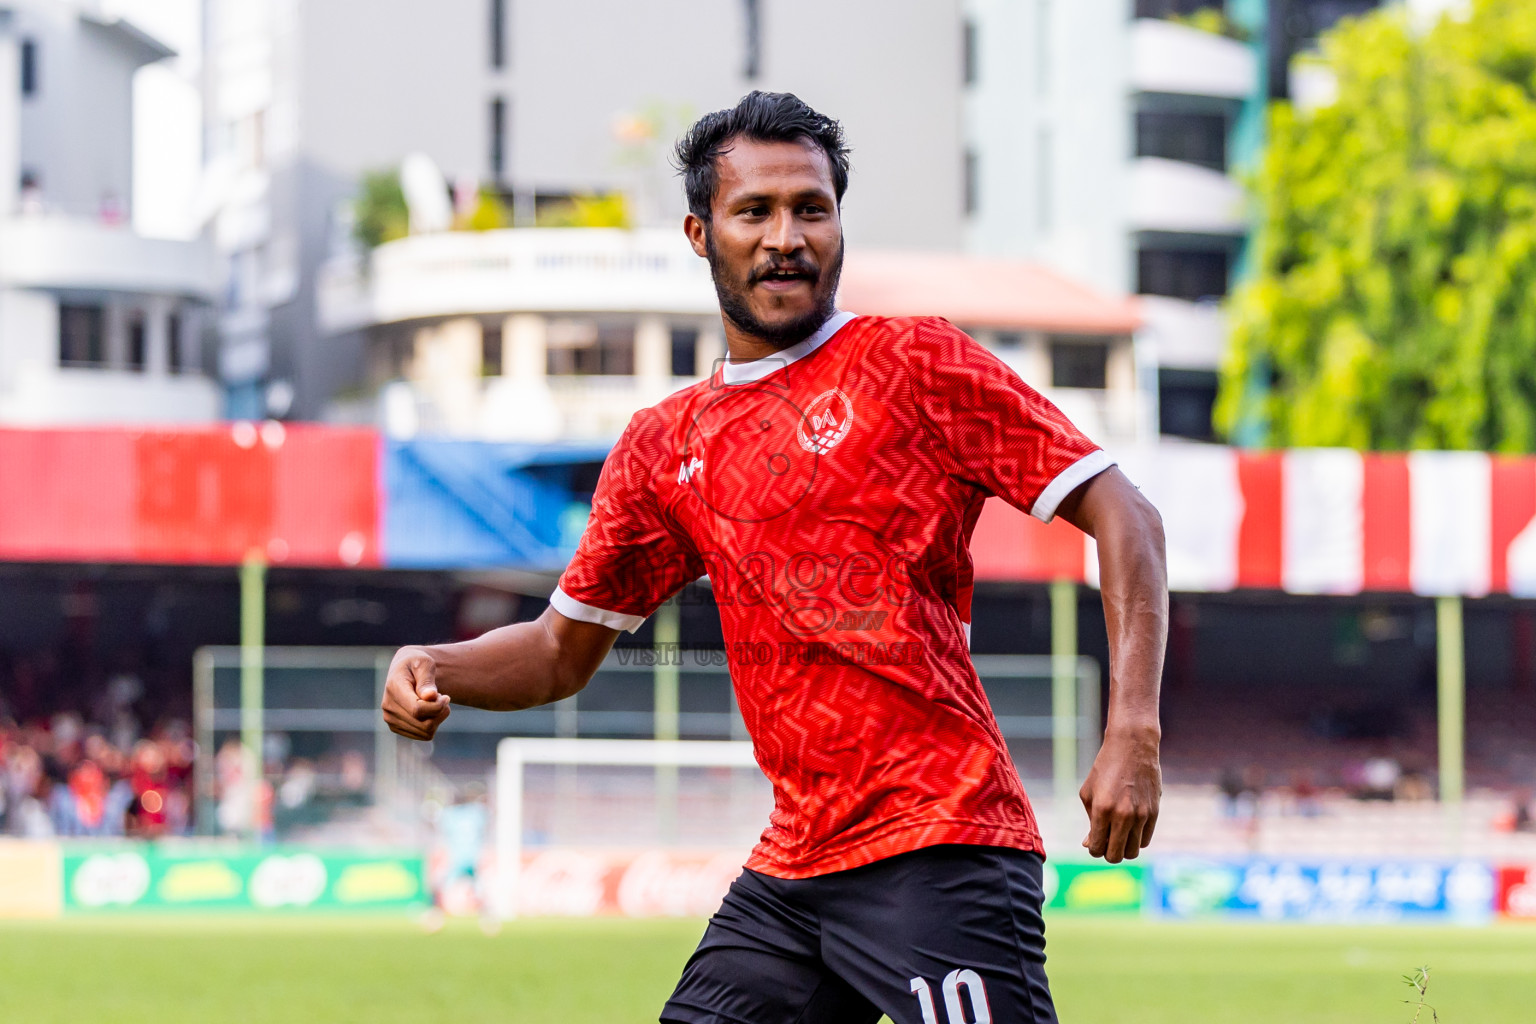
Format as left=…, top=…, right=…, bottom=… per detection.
left=1130, top=17, right=1257, bottom=100
left=0, top=215, right=217, bottom=299
left=318, top=228, right=718, bottom=333
left=356, top=373, right=1150, bottom=448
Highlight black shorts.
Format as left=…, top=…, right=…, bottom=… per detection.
left=661, top=844, right=1058, bottom=1024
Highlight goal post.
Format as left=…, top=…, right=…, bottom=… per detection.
left=494, top=738, right=759, bottom=919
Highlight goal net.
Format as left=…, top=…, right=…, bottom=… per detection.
left=494, top=738, right=766, bottom=919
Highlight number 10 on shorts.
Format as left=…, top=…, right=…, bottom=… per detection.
left=909, top=970, right=992, bottom=1024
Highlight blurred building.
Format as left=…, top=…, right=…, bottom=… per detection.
left=0, top=1, right=218, bottom=425
left=201, top=0, right=970, bottom=423
left=963, top=0, right=1381, bottom=441
left=318, top=229, right=1149, bottom=446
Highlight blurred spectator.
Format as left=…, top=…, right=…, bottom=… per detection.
left=274, top=758, right=320, bottom=833
left=1218, top=766, right=1245, bottom=819
left=128, top=740, right=171, bottom=837
left=1288, top=770, right=1322, bottom=818
left=0, top=715, right=193, bottom=838
left=339, top=750, right=370, bottom=806
left=1395, top=768, right=1434, bottom=802
left=1515, top=790, right=1535, bottom=833
left=216, top=737, right=253, bottom=834
left=426, top=782, right=495, bottom=934
left=1358, top=754, right=1402, bottom=801
left=66, top=758, right=109, bottom=834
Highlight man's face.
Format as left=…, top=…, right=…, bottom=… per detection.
left=685, top=137, right=844, bottom=349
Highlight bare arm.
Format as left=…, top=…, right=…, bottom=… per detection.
left=380, top=606, right=621, bottom=741
left=1056, top=465, right=1168, bottom=863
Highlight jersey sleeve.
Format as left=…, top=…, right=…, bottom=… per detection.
left=551, top=412, right=702, bottom=632
left=907, top=318, right=1114, bottom=523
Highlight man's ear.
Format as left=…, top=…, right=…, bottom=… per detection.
left=684, top=213, right=710, bottom=259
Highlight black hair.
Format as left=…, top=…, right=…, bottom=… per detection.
left=673, top=91, right=851, bottom=222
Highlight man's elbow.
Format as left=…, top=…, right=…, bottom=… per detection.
left=1098, top=484, right=1165, bottom=569
left=1134, top=492, right=1165, bottom=552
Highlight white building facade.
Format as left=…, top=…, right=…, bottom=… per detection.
left=963, top=0, right=1384, bottom=440
left=0, top=1, right=217, bottom=425
left=201, top=0, right=969, bottom=422
left=317, top=227, right=1148, bottom=449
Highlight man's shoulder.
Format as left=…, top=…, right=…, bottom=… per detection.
left=640, top=376, right=716, bottom=422
left=612, top=378, right=713, bottom=471
left=844, top=313, right=962, bottom=342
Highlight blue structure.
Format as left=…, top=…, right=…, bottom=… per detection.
left=382, top=439, right=613, bottom=569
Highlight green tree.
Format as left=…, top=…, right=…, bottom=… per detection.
left=352, top=169, right=410, bottom=251
left=1217, top=0, right=1536, bottom=451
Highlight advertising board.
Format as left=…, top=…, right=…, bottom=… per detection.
left=1150, top=858, right=1496, bottom=923
left=1496, top=864, right=1536, bottom=920
left=63, top=847, right=426, bottom=913
left=1042, top=861, right=1145, bottom=914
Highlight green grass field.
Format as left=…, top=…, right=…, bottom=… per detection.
left=0, top=915, right=1531, bottom=1023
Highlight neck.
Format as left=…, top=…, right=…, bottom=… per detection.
left=721, top=311, right=831, bottom=364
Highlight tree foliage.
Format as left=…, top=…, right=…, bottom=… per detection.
left=352, top=169, right=409, bottom=251
left=1216, top=0, right=1536, bottom=451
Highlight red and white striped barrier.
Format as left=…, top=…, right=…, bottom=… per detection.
left=972, top=447, right=1536, bottom=597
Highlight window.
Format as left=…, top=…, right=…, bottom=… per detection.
left=994, top=331, right=1023, bottom=349
left=59, top=305, right=106, bottom=368
left=168, top=312, right=184, bottom=373
left=127, top=311, right=146, bottom=372
left=489, top=97, right=507, bottom=183
left=1050, top=338, right=1109, bottom=390
left=1268, top=0, right=1381, bottom=99
left=20, top=39, right=36, bottom=97
left=546, top=321, right=634, bottom=376
left=489, top=0, right=507, bottom=69
left=1159, top=368, right=1218, bottom=440
left=670, top=327, right=699, bottom=377
left=1134, top=0, right=1219, bottom=17
left=1037, top=127, right=1053, bottom=232
left=1138, top=248, right=1229, bottom=301
left=963, top=149, right=979, bottom=217
left=742, top=0, right=762, bottom=79
left=962, top=20, right=978, bottom=86
left=482, top=321, right=503, bottom=376
left=1136, top=111, right=1227, bottom=171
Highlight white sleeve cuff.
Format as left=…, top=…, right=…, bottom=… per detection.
left=549, top=586, right=647, bottom=633
left=1030, top=450, right=1117, bottom=523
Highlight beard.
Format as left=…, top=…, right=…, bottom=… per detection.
left=705, top=229, right=845, bottom=351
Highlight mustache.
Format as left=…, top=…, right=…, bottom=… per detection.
left=748, top=256, right=820, bottom=285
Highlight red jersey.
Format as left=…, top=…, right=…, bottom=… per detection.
left=552, top=313, right=1112, bottom=878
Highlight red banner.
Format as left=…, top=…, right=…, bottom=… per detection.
left=0, top=425, right=379, bottom=567
left=1497, top=865, right=1536, bottom=920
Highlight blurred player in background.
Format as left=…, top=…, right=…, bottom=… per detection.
left=383, top=92, right=1168, bottom=1024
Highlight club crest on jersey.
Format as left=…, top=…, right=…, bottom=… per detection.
left=797, top=388, right=855, bottom=454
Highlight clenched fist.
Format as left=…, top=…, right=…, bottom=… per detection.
left=381, top=646, right=451, bottom=741
left=1079, top=724, right=1162, bottom=863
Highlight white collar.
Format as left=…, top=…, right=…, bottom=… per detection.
left=719, top=310, right=858, bottom=385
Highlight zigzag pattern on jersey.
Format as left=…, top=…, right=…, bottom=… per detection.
left=556, top=315, right=1100, bottom=878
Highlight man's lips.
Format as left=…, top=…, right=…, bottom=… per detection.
left=751, top=266, right=818, bottom=291
left=756, top=275, right=813, bottom=291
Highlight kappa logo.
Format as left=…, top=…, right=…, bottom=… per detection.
left=677, top=455, right=704, bottom=484
left=797, top=388, right=855, bottom=454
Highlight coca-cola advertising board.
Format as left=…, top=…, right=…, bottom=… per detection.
left=514, top=849, right=747, bottom=917
left=1497, top=865, right=1536, bottom=920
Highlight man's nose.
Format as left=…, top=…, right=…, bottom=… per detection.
left=761, top=208, right=803, bottom=253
